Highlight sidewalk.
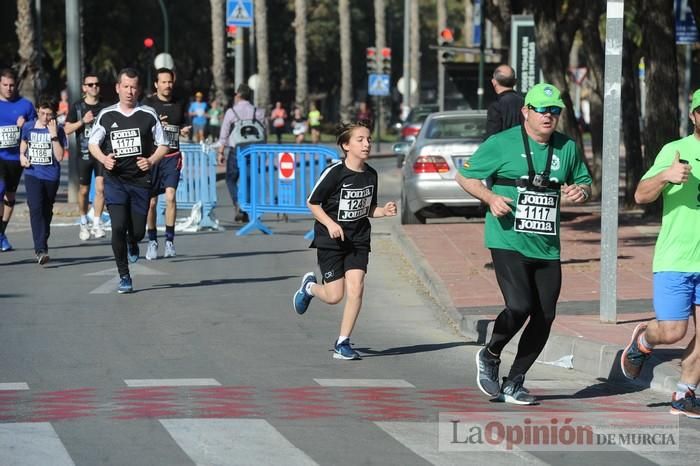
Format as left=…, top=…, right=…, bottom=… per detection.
left=394, top=204, right=688, bottom=394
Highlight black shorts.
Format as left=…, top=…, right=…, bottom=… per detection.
left=78, top=154, right=104, bottom=185
left=104, top=175, right=150, bottom=216
left=151, top=153, right=181, bottom=196
left=317, top=248, right=369, bottom=283
left=0, top=159, right=24, bottom=193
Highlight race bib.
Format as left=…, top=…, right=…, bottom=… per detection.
left=514, top=191, right=559, bottom=236
left=110, top=128, right=142, bottom=158
left=0, top=125, right=20, bottom=149
left=163, top=124, right=180, bottom=150
left=28, top=141, right=53, bottom=165
left=338, top=186, right=374, bottom=222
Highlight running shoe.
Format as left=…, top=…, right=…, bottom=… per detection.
left=670, top=390, right=700, bottom=418
left=333, top=339, right=360, bottom=360
left=118, top=274, right=134, bottom=294
left=499, top=375, right=537, bottom=405
left=92, top=223, right=106, bottom=239
left=476, top=347, right=501, bottom=397
left=127, top=242, right=139, bottom=263
left=621, top=322, right=650, bottom=380
left=0, top=234, right=13, bottom=251
left=79, top=223, right=91, bottom=241
left=146, top=240, right=158, bottom=260
left=293, top=272, right=317, bottom=315
left=164, top=240, right=176, bottom=258
left=36, top=251, right=50, bottom=265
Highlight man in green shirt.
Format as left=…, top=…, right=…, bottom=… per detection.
left=456, top=83, right=592, bottom=405
left=621, top=89, right=700, bottom=418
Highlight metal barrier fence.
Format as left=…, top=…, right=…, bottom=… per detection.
left=236, top=144, right=340, bottom=237
left=156, top=143, right=218, bottom=229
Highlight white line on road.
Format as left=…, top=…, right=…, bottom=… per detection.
left=0, top=423, right=75, bottom=466
left=375, top=421, right=546, bottom=466
left=160, top=418, right=318, bottom=466
left=124, top=378, right=221, bottom=387
left=0, top=383, right=29, bottom=391
left=86, top=263, right=167, bottom=294
left=314, top=378, right=415, bottom=388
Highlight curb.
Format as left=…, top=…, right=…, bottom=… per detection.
left=390, top=223, right=680, bottom=394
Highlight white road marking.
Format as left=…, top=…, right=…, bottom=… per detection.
left=0, top=423, right=75, bottom=466
left=85, top=263, right=167, bottom=294
left=375, top=421, right=546, bottom=466
left=0, top=383, right=29, bottom=391
left=161, top=418, right=318, bottom=466
left=314, top=378, right=415, bottom=388
left=124, top=378, right=221, bottom=387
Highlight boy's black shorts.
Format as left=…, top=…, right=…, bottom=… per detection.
left=317, top=248, right=369, bottom=283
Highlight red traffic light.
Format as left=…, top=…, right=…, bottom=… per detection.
left=144, top=37, right=154, bottom=48
left=366, top=47, right=377, bottom=58
left=227, top=25, right=237, bottom=35
left=381, top=47, right=391, bottom=58
left=440, top=28, right=454, bottom=43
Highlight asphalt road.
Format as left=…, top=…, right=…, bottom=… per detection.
left=0, top=157, right=698, bottom=465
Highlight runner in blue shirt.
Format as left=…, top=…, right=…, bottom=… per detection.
left=19, top=100, right=67, bottom=265
left=0, top=68, right=37, bottom=251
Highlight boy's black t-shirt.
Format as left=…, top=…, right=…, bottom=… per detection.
left=308, top=160, right=378, bottom=250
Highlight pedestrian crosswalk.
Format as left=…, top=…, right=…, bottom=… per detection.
left=0, top=377, right=698, bottom=465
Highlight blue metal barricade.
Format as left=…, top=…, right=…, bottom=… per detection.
left=236, top=144, right=340, bottom=237
left=156, top=143, right=218, bottom=229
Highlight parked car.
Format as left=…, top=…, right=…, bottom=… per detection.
left=395, top=104, right=439, bottom=167
left=397, top=110, right=487, bottom=224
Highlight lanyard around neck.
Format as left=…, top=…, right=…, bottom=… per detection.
left=521, top=124, right=554, bottom=184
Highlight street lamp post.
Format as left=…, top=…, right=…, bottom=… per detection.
left=157, top=0, right=169, bottom=53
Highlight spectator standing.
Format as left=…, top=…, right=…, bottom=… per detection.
left=485, top=64, right=524, bottom=139
left=216, top=83, right=266, bottom=223
left=270, top=101, right=288, bottom=144
left=188, top=91, right=208, bottom=142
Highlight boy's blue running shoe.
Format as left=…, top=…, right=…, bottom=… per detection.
left=0, top=234, right=13, bottom=251
left=333, top=339, right=360, bottom=360
left=293, top=272, right=317, bottom=315
left=127, top=242, right=139, bottom=263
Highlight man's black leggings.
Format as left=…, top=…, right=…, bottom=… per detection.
left=487, top=248, right=562, bottom=380
left=108, top=203, right=146, bottom=276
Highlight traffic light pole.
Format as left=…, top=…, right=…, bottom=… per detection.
left=438, top=59, right=445, bottom=112
left=477, top=0, right=485, bottom=110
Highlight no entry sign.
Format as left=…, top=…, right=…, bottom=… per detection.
left=278, top=152, right=295, bottom=180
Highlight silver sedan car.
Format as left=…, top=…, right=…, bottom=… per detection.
left=396, top=110, right=487, bottom=224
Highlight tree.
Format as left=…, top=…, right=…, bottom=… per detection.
left=409, top=0, right=420, bottom=106
left=210, top=0, right=227, bottom=105
left=16, top=0, right=38, bottom=102
left=339, top=0, right=352, bottom=121
left=294, top=0, right=308, bottom=112
left=254, top=0, right=270, bottom=110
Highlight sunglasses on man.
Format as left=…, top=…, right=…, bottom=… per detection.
left=84, top=82, right=100, bottom=88
left=527, top=104, right=562, bottom=115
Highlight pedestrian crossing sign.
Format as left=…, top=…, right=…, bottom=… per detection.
left=368, top=74, right=390, bottom=96
left=227, top=0, right=253, bottom=28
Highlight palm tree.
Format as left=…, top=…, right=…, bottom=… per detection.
left=339, top=0, right=352, bottom=121
left=294, top=0, right=308, bottom=112
left=16, top=0, right=38, bottom=102
left=410, top=0, right=420, bottom=106
left=254, top=0, right=270, bottom=111
left=210, top=0, right=227, bottom=105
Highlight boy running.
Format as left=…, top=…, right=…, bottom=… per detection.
left=293, top=120, right=397, bottom=360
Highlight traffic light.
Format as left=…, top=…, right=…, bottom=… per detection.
left=226, top=26, right=237, bottom=59
left=440, top=28, right=455, bottom=62
left=144, top=37, right=154, bottom=49
left=366, top=47, right=377, bottom=73
left=380, top=47, right=391, bottom=75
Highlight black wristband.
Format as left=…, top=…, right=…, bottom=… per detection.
left=51, top=136, right=59, bottom=142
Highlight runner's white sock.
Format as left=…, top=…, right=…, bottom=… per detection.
left=639, top=333, right=653, bottom=351
left=80, top=215, right=88, bottom=224
left=94, top=217, right=101, bottom=226
left=305, top=282, right=315, bottom=296
left=337, top=336, right=349, bottom=346
left=676, top=382, right=695, bottom=400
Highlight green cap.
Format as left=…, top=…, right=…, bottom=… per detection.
left=524, top=83, right=565, bottom=108
left=691, top=89, right=700, bottom=112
